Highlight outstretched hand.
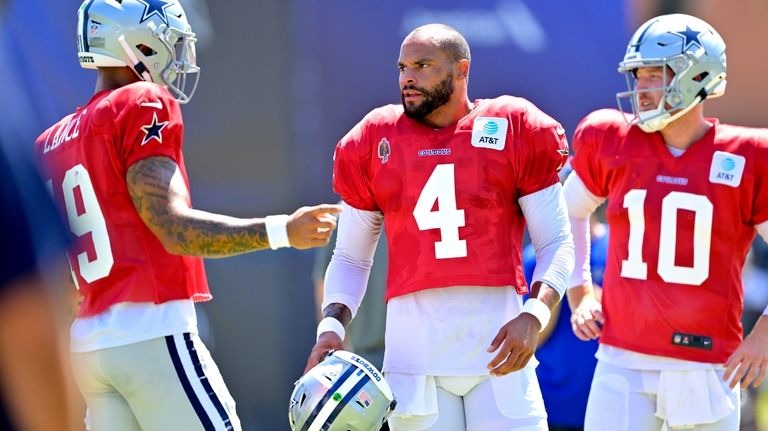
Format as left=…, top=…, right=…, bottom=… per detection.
left=486, top=313, right=540, bottom=376
left=287, top=204, right=343, bottom=249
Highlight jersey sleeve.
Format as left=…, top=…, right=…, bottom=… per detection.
left=570, top=111, right=611, bottom=198
left=751, top=134, right=768, bottom=225
left=333, top=117, right=378, bottom=211
left=114, top=85, right=184, bottom=168
left=515, top=108, right=569, bottom=197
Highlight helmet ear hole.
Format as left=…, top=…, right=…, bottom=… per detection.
left=693, top=71, right=709, bottom=82
left=136, top=44, right=156, bottom=56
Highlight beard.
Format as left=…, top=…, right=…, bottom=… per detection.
left=402, top=72, right=454, bottom=120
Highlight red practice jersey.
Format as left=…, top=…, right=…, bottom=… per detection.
left=334, top=96, right=568, bottom=300
left=572, top=109, right=768, bottom=363
left=35, top=82, right=210, bottom=317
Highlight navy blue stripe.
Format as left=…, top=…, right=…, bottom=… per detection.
left=80, top=0, right=96, bottom=52
left=183, top=333, right=234, bottom=430
left=165, top=335, right=216, bottom=431
left=633, top=18, right=659, bottom=52
left=322, top=374, right=371, bottom=430
left=300, top=366, right=357, bottom=431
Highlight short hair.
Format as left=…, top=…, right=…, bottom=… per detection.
left=407, top=23, right=471, bottom=62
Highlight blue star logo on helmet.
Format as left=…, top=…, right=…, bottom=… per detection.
left=673, top=25, right=704, bottom=52
left=137, top=0, right=172, bottom=25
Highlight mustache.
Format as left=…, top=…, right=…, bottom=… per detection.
left=402, top=85, right=427, bottom=93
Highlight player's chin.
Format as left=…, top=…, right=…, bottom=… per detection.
left=403, top=106, right=424, bottom=118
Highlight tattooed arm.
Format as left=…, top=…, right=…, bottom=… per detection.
left=126, top=156, right=341, bottom=257
left=322, top=303, right=352, bottom=327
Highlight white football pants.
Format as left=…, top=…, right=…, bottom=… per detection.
left=72, top=333, right=240, bottom=431
left=387, top=367, right=548, bottom=431
left=585, top=361, right=740, bottom=431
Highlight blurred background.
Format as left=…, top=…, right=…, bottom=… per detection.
left=1, top=0, right=767, bottom=429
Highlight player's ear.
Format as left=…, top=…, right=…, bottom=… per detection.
left=456, top=59, right=470, bottom=79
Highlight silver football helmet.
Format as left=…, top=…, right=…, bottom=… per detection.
left=617, top=14, right=726, bottom=132
left=77, top=0, right=200, bottom=103
left=289, top=351, right=396, bottom=431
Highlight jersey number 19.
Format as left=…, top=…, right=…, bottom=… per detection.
left=48, top=164, right=114, bottom=284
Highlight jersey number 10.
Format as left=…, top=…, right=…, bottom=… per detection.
left=621, top=189, right=712, bottom=285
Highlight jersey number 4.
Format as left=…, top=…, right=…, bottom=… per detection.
left=413, top=164, right=467, bottom=259
left=621, top=189, right=712, bottom=285
left=48, top=164, right=114, bottom=284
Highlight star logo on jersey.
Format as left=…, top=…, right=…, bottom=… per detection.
left=673, top=25, right=704, bottom=52
left=137, top=0, right=172, bottom=25
left=140, top=112, right=169, bottom=145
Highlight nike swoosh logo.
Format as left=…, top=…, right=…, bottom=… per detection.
left=140, top=101, right=163, bottom=109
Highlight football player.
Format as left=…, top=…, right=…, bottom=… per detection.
left=35, top=1, right=341, bottom=429
left=304, top=24, right=574, bottom=430
left=565, top=13, right=768, bottom=431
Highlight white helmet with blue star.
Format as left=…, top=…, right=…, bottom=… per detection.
left=77, top=0, right=200, bottom=103
left=617, top=14, right=727, bottom=132
left=289, top=351, right=396, bottom=431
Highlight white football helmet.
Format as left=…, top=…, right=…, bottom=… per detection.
left=289, top=351, right=396, bottom=431
left=616, top=14, right=726, bottom=132
left=77, top=0, right=200, bottom=103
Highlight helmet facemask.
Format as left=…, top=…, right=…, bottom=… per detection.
left=151, top=22, right=199, bottom=104
left=617, top=56, right=697, bottom=133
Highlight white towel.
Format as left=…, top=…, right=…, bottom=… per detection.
left=655, top=369, right=735, bottom=428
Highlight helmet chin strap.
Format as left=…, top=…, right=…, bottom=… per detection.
left=638, top=95, right=702, bottom=133
left=118, top=35, right=152, bottom=82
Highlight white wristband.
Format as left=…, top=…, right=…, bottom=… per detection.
left=521, top=298, right=552, bottom=332
left=265, top=215, right=290, bottom=249
left=316, top=317, right=346, bottom=341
